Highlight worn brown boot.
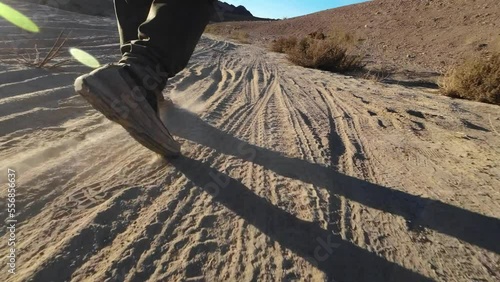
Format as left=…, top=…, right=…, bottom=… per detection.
left=74, top=63, right=181, bottom=157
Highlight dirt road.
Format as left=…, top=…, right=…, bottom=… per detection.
left=0, top=3, right=499, bottom=282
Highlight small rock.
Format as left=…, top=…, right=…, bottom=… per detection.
left=477, top=43, right=488, bottom=49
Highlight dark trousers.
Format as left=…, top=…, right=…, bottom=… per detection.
left=114, top=0, right=215, bottom=77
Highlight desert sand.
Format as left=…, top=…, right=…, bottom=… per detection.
left=0, top=2, right=499, bottom=282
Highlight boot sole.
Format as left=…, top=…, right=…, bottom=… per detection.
left=74, top=67, right=181, bottom=157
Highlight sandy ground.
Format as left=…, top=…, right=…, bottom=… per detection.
left=0, top=3, right=499, bottom=282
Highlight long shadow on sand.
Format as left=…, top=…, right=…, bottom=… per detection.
left=172, top=156, right=431, bottom=282
left=165, top=106, right=500, bottom=256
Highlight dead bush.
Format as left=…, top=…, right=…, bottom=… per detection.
left=287, top=37, right=364, bottom=73
left=7, top=30, right=71, bottom=69
left=270, top=29, right=363, bottom=73
left=440, top=53, right=500, bottom=105
left=270, top=37, right=298, bottom=53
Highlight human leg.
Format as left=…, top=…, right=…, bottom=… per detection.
left=113, top=0, right=154, bottom=51
left=74, top=0, right=215, bottom=157
left=121, top=0, right=216, bottom=77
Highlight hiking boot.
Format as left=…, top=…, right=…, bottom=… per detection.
left=74, top=63, right=181, bottom=157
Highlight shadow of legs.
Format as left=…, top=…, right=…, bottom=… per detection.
left=165, top=106, right=500, bottom=254
left=172, top=156, right=432, bottom=282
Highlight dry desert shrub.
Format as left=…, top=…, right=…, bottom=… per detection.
left=287, top=37, right=364, bottom=73
left=271, top=29, right=363, bottom=73
left=9, top=30, right=71, bottom=69
left=440, top=53, right=500, bottom=105
left=270, top=37, right=298, bottom=53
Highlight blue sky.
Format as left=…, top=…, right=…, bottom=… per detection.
left=224, top=0, right=369, bottom=19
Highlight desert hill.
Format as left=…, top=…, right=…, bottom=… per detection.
left=210, top=0, right=500, bottom=75
left=212, top=1, right=266, bottom=22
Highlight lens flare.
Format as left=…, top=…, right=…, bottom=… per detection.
left=69, top=48, right=100, bottom=68
left=0, top=2, right=39, bottom=33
